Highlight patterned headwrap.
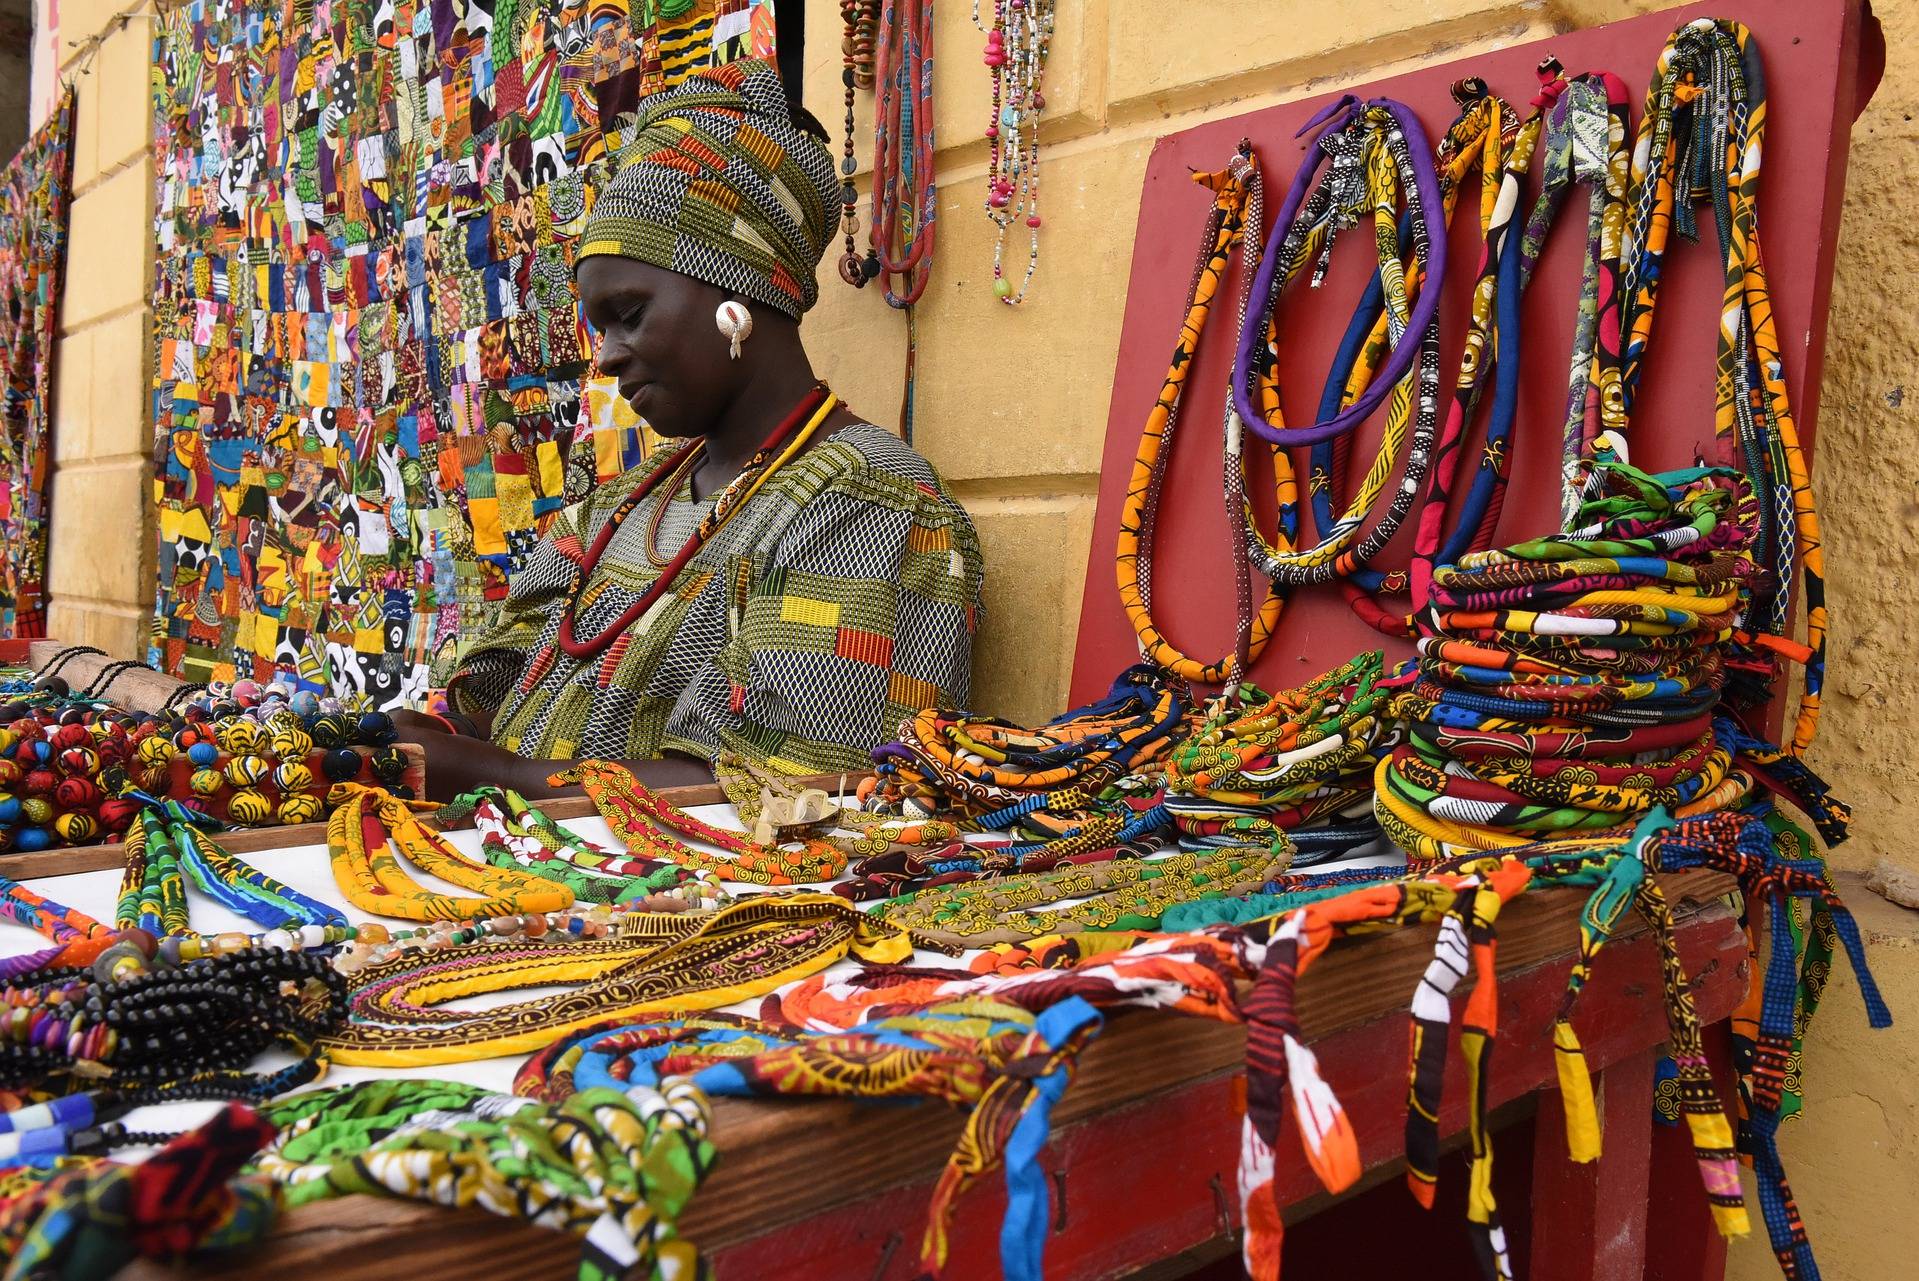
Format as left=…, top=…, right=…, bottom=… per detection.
left=578, top=58, right=838, bottom=319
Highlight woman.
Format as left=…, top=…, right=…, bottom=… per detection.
left=400, top=60, right=983, bottom=800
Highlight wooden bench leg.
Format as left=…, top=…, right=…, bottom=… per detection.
left=1528, top=1047, right=1656, bottom=1281
left=1643, top=1022, right=1735, bottom=1281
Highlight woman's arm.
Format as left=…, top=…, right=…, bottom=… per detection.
left=400, top=727, right=714, bottom=802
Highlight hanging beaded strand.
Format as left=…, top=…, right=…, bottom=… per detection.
left=837, top=0, right=882, bottom=289
left=978, top=0, right=1056, bottom=304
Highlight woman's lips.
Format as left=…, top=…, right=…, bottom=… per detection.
left=620, top=382, right=649, bottom=413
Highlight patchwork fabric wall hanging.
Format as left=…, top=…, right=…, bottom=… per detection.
left=0, top=87, right=77, bottom=640
left=149, top=0, right=771, bottom=704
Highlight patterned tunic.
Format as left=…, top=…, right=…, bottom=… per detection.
left=449, top=424, right=983, bottom=772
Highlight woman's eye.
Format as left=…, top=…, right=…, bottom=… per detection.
left=619, top=305, right=645, bottom=328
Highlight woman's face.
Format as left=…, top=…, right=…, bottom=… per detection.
left=578, top=255, right=735, bottom=439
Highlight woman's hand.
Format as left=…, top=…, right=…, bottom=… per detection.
left=402, top=728, right=715, bottom=802
left=387, top=709, right=453, bottom=741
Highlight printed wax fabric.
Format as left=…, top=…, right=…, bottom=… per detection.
left=451, top=424, right=985, bottom=772
left=149, top=0, right=775, bottom=703
left=0, top=88, right=76, bottom=639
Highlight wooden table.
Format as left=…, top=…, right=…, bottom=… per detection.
left=123, top=869, right=1744, bottom=1281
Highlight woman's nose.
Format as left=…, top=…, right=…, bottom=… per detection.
left=594, top=333, right=626, bottom=378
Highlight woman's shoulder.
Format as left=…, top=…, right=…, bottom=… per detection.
left=787, top=422, right=968, bottom=513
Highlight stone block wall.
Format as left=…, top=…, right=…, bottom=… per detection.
left=41, top=4, right=155, bottom=659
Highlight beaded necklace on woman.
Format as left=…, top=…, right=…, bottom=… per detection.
left=554, top=386, right=839, bottom=661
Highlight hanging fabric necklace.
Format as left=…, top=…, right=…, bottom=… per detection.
left=1115, top=142, right=1287, bottom=683
left=871, top=0, right=937, bottom=306
left=326, top=783, right=576, bottom=922
left=876, top=0, right=936, bottom=440
left=1229, top=97, right=1444, bottom=588
left=555, top=385, right=836, bottom=661
left=977, top=0, right=1055, bottom=304
left=560, top=760, right=846, bottom=885
left=1622, top=19, right=1827, bottom=755
left=1512, top=68, right=1633, bottom=526
left=1229, top=94, right=1446, bottom=449
left=1304, top=80, right=1518, bottom=635
left=1408, top=63, right=1563, bottom=613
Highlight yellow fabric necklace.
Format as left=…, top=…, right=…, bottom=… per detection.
left=326, top=783, right=576, bottom=922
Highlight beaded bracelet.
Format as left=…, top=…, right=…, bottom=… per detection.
left=0, top=947, right=346, bottom=1097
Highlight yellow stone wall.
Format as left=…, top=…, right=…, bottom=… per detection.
left=30, top=2, right=1919, bottom=1274
left=43, top=3, right=157, bottom=659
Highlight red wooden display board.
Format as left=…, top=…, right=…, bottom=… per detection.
left=1071, top=0, right=1876, bottom=706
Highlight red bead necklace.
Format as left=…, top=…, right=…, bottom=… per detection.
left=556, top=385, right=834, bottom=660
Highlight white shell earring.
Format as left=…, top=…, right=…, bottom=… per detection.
left=715, top=300, right=753, bottom=360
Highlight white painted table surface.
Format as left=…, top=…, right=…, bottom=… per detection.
left=1, top=805, right=1403, bottom=1143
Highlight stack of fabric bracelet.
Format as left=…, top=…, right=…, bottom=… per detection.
left=1162, top=651, right=1397, bottom=867
left=867, top=664, right=1189, bottom=817
left=1376, top=453, right=1769, bottom=860
left=850, top=666, right=1189, bottom=897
